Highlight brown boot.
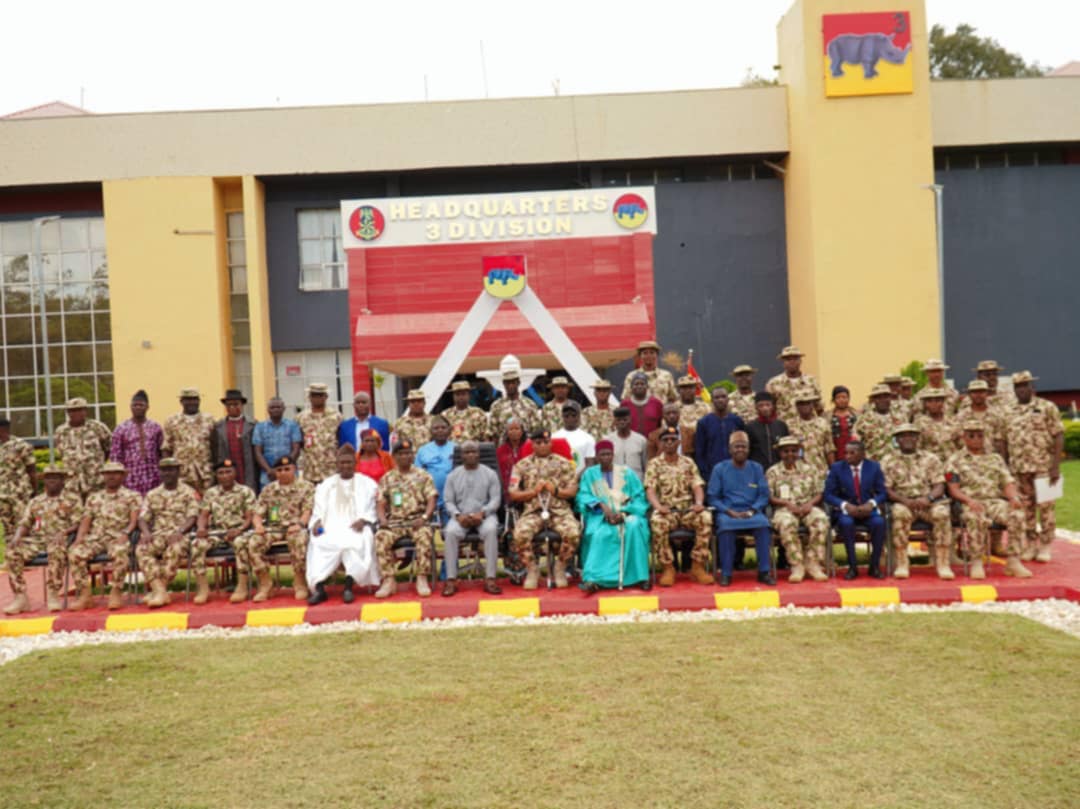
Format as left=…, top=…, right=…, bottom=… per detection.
left=293, top=579, right=310, bottom=601
left=787, top=563, right=805, bottom=583
left=107, top=585, right=125, bottom=610
left=969, top=559, right=985, bottom=580
left=375, top=577, right=397, bottom=599
left=46, top=589, right=63, bottom=612
left=690, top=561, right=713, bottom=586
left=1004, top=556, right=1033, bottom=578
left=522, top=562, right=540, bottom=591
left=1035, top=545, right=1052, bottom=563
left=252, top=571, right=273, bottom=602
left=553, top=560, right=569, bottom=589
left=193, top=573, right=210, bottom=605
left=935, top=545, right=955, bottom=580
left=3, top=593, right=29, bottom=615
left=658, top=564, right=676, bottom=587
left=70, top=583, right=94, bottom=611
left=229, top=573, right=249, bottom=604
left=145, top=580, right=167, bottom=608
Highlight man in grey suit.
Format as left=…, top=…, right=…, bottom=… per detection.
left=211, top=389, right=258, bottom=491
left=442, top=440, right=502, bottom=597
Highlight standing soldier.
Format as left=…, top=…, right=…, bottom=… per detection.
left=913, top=388, right=961, bottom=465
left=193, top=460, right=257, bottom=604
left=0, top=418, right=37, bottom=544
left=3, top=467, right=82, bottom=614
left=163, top=388, right=216, bottom=493
left=882, top=424, right=954, bottom=580
left=856, top=384, right=901, bottom=462
left=766, top=346, right=823, bottom=423
left=956, top=380, right=1007, bottom=454
left=440, top=380, right=490, bottom=442
left=581, top=379, right=615, bottom=442
left=509, top=429, right=581, bottom=589
left=374, top=440, right=438, bottom=598
left=489, top=369, right=540, bottom=437
left=788, top=393, right=835, bottom=474
left=946, top=422, right=1032, bottom=579
left=68, top=462, right=141, bottom=611
left=540, top=376, right=574, bottom=433
left=250, top=457, right=314, bottom=603
left=899, top=377, right=916, bottom=412
left=974, top=360, right=1015, bottom=412
left=728, top=365, right=758, bottom=423
left=297, top=382, right=343, bottom=486
left=54, top=397, right=112, bottom=500
left=676, top=375, right=711, bottom=444
left=881, top=375, right=913, bottom=421
left=392, top=389, right=433, bottom=448
left=1003, top=371, right=1064, bottom=563
left=914, top=359, right=960, bottom=416
left=766, top=436, right=829, bottom=582
left=645, top=426, right=713, bottom=587
left=620, top=340, right=678, bottom=403
left=136, top=458, right=200, bottom=608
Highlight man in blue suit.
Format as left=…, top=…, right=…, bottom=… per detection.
left=825, top=439, right=887, bottom=580
left=338, top=391, right=390, bottom=451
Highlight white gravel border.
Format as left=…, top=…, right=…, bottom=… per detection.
left=2, top=598, right=1078, bottom=667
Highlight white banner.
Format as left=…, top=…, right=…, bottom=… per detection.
left=341, top=186, right=656, bottom=248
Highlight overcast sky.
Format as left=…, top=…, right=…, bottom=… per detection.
left=2, top=0, right=1076, bottom=115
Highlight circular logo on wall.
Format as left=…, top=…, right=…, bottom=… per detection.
left=612, top=193, right=649, bottom=230
left=348, top=205, right=386, bottom=241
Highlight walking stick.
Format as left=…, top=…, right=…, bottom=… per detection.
left=617, top=521, right=626, bottom=591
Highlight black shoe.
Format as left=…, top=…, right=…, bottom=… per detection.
left=639, top=579, right=653, bottom=592
left=582, top=581, right=601, bottom=595
left=307, top=582, right=328, bottom=606
left=868, top=567, right=885, bottom=580
left=719, top=574, right=732, bottom=587
left=342, top=576, right=355, bottom=604
left=757, top=571, right=777, bottom=586
left=844, top=567, right=859, bottom=581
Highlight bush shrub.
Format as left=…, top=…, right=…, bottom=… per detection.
left=1065, top=420, right=1080, bottom=458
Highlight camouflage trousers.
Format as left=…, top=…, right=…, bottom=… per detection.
left=512, top=511, right=581, bottom=565
left=771, top=507, right=829, bottom=566
left=959, top=499, right=1023, bottom=558
left=188, top=531, right=254, bottom=576
left=6, top=533, right=66, bottom=594
left=1015, top=473, right=1056, bottom=549
left=241, top=526, right=308, bottom=578
left=69, top=532, right=131, bottom=590
left=648, top=509, right=712, bottom=566
left=135, top=532, right=189, bottom=587
left=0, top=496, right=26, bottom=546
left=890, top=501, right=952, bottom=552
left=375, top=524, right=434, bottom=578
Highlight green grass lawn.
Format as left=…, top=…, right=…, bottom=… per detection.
left=1, top=614, right=1077, bottom=809
left=1056, top=459, right=1080, bottom=531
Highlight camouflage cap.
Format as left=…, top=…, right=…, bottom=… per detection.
left=549, top=376, right=570, bottom=387
left=900, top=376, right=915, bottom=387
left=41, top=464, right=69, bottom=476
left=406, top=389, right=426, bottom=401
left=65, top=397, right=88, bottom=409
left=918, top=387, right=947, bottom=399
left=774, top=435, right=802, bottom=449
left=591, top=379, right=612, bottom=389
left=794, top=392, right=820, bottom=404
left=450, top=381, right=471, bottom=392
left=677, top=375, right=697, bottom=387
left=1012, top=370, right=1038, bottom=384
left=392, top=439, right=414, bottom=454
left=178, top=387, right=200, bottom=399
left=966, top=379, right=990, bottom=392
left=869, top=384, right=892, bottom=398
left=882, top=375, right=903, bottom=384
left=158, top=457, right=181, bottom=468
left=502, top=369, right=521, bottom=381
left=102, top=461, right=126, bottom=473
left=636, top=340, right=661, bottom=352
left=960, top=420, right=986, bottom=433
left=732, top=364, right=757, bottom=375
left=307, top=383, right=329, bottom=395
left=891, top=423, right=920, bottom=437
left=777, top=346, right=804, bottom=359
left=923, top=359, right=949, bottom=371
left=974, top=360, right=1004, bottom=372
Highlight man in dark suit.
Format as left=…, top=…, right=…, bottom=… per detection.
left=210, top=389, right=258, bottom=491
left=339, top=391, right=390, bottom=451
left=825, top=439, right=887, bottom=580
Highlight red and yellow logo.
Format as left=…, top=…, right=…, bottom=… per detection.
left=612, top=193, right=649, bottom=230
left=348, top=205, right=386, bottom=241
left=823, top=11, right=913, bottom=98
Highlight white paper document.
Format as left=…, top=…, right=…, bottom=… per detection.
left=1034, top=475, right=1064, bottom=503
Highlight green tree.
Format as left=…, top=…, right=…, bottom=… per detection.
left=929, top=24, right=1047, bottom=79
left=740, top=67, right=779, bottom=88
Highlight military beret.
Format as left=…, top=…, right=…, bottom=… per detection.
left=450, top=381, right=471, bottom=392
left=677, top=375, right=697, bottom=387
left=530, top=429, right=552, bottom=441
left=65, top=397, right=88, bottom=409
left=794, top=392, right=820, bottom=404
left=918, top=387, right=947, bottom=399
left=406, top=389, right=426, bottom=401
left=869, top=384, right=891, bottom=398
left=891, top=423, right=920, bottom=437
left=923, top=359, right=949, bottom=371
left=636, top=340, right=661, bottom=352
left=561, top=400, right=581, bottom=413
left=777, top=346, right=804, bottom=359
left=591, top=379, right=612, bottom=389
left=960, top=420, right=986, bottom=433
left=41, top=464, right=69, bottom=476
left=102, top=461, right=126, bottom=473
left=178, top=387, right=200, bottom=399
left=158, top=457, right=181, bottom=468
left=1011, top=370, right=1038, bottom=384
left=732, top=365, right=757, bottom=375
left=658, top=426, right=680, bottom=440
left=392, top=439, right=414, bottom=453
left=307, top=383, right=329, bottom=395
left=966, top=379, right=990, bottom=392
left=549, top=376, right=570, bottom=387
left=774, top=435, right=801, bottom=449
left=214, top=459, right=236, bottom=471
left=273, top=456, right=295, bottom=468
left=974, top=360, right=1004, bottom=372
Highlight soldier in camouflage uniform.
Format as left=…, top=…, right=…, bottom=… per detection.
left=162, top=388, right=216, bottom=493
left=392, top=389, right=434, bottom=448
left=1003, top=371, right=1064, bottom=563
left=54, top=397, right=112, bottom=500
left=789, top=393, right=835, bottom=473
left=3, top=467, right=82, bottom=614
left=945, top=422, right=1032, bottom=579
left=727, top=365, right=758, bottom=423
left=913, top=359, right=960, bottom=416
left=645, top=427, right=713, bottom=586
left=913, top=388, right=962, bottom=465
left=539, top=376, right=574, bottom=433
left=581, top=379, right=615, bottom=442
left=68, top=461, right=141, bottom=611
left=374, top=439, right=438, bottom=598
left=899, top=377, right=916, bottom=411
left=855, top=385, right=901, bottom=462
left=136, top=458, right=201, bottom=607
left=677, top=375, right=712, bottom=441
left=193, top=460, right=257, bottom=604
left=882, top=424, right=954, bottom=580
left=974, top=360, right=1015, bottom=413
left=297, top=382, right=344, bottom=485
left=252, top=456, right=315, bottom=602
left=620, top=340, right=678, bottom=403
left=489, top=370, right=540, bottom=437
left=440, top=380, right=491, bottom=442
left=766, top=346, right=823, bottom=423
left=955, top=380, right=1007, bottom=454
left=766, top=436, right=829, bottom=582
left=882, top=375, right=913, bottom=422
left=509, top=429, right=581, bottom=589
left=0, top=418, right=37, bottom=546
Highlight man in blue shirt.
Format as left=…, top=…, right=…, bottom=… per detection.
left=252, top=397, right=303, bottom=488
left=707, top=430, right=773, bottom=586
left=415, top=416, right=456, bottom=522
left=694, top=388, right=746, bottom=480
left=338, top=391, right=390, bottom=451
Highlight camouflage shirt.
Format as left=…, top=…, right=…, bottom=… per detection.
left=297, top=409, right=344, bottom=483
left=913, top=384, right=960, bottom=416
left=489, top=396, right=540, bottom=438
left=855, top=409, right=902, bottom=462
left=377, top=467, right=437, bottom=521
left=679, top=400, right=712, bottom=433
left=256, top=479, right=316, bottom=527
left=0, top=436, right=35, bottom=501
left=914, top=414, right=962, bottom=466
left=727, top=391, right=757, bottom=423
left=439, top=406, right=490, bottom=442
left=510, top=453, right=577, bottom=517
left=163, top=411, right=216, bottom=491
left=581, top=406, right=615, bottom=443
left=1004, top=397, right=1063, bottom=474
left=18, top=490, right=84, bottom=537
left=392, top=413, right=433, bottom=448
left=200, top=483, right=256, bottom=531
left=882, top=450, right=944, bottom=499
left=621, top=368, right=678, bottom=404
left=788, top=415, right=834, bottom=473
left=766, top=460, right=823, bottom=507
left=540, top=400, right=574, bottom=433
left=140, top=483, right=200, bottom=535
left=765, top=373, right=822, bottom=423
left=954, top=402, right=1007, bottom=447
left=946, top=449, right=1013, bottom=501
left=54, top=419, right=112, bottom=496
left=644, top=455, right=704, bottom=510
left=84, top=487, right=143, bottom=541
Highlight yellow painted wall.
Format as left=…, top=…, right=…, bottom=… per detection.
left=242, top=176, right=276, bottom=412
left=103, top=177, right=232, bottom=418
left=778, top=0, right=940, bottom=401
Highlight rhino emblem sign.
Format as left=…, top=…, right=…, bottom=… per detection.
left=827, top=32, right=911, bottom=79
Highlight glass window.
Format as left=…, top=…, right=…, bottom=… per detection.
left=3, top=254, right=30, bottom=284
left=5, top=316, right=35, bottom=345
left=61, top=220, right=89, bottom=251
left=1, top=222, right=31, bottom=254
left=297, top=208, right=346, bottom=291
left=227, top=212, right=245, bottom=239
left=89, top=219, right=107, bottom=249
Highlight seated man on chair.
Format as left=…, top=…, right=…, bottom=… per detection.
left=708, top=431, right=773, bottom=586
left=442, top=440, right=503, bottom=597
left=251, top=456, right=315, bottom=603
left=193, top=460, right=257, bottom=604
left=644, top=426, right=713, bottom=587
left=136, top=458, right=200, bottom=608
left=824, top=440, right=887, bottom=580
left=766, top=436, right=828, bottom=583
left=509, top=429, right=580, bottom=590
left=374, top=440, right=438, bottom=599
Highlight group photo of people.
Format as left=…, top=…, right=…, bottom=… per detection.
left=0, top=340, right=1064, bottom=614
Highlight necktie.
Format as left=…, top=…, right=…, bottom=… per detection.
left=853, top=466, right=861, bottom=502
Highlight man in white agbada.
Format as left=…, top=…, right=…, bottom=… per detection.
left=306, top=445, right=380, bottom=605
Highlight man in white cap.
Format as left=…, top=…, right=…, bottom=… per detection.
left=163, top=387, right=216, bottom=494
left=620, top=340, right=677, bottom=403
left=766, top=346, right=822, bottom=423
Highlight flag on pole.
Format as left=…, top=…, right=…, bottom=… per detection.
left=687, top=349, right=711, bottom=404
